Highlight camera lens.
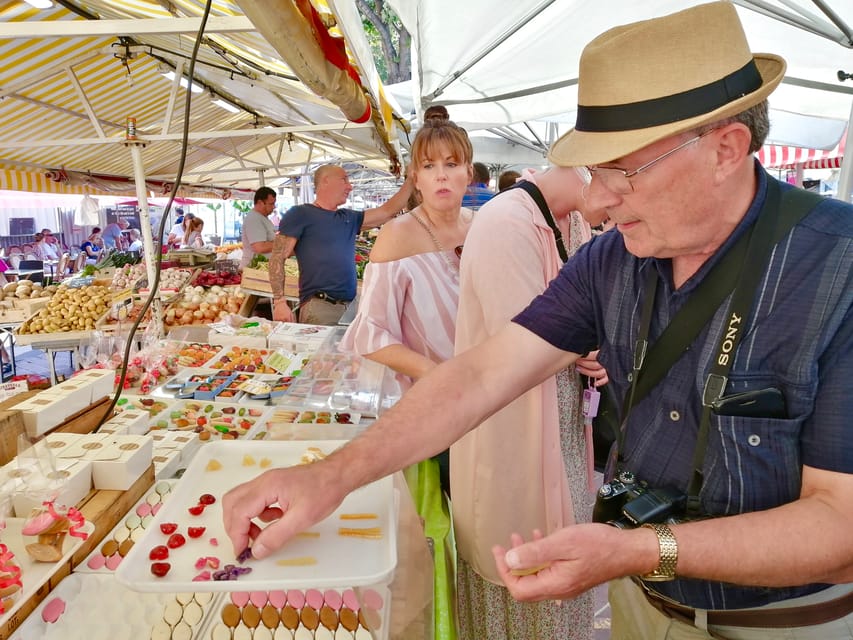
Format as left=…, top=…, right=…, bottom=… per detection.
left=598, top=484, right=614, bottom=497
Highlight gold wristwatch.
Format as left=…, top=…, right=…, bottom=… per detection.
left=641, top=523, right=678, bottom=581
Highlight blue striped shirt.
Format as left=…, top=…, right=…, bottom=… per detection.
left=514, top=167, right=853, bottom=609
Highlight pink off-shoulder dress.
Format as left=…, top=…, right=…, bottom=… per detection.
left=340, top=251, right=460, bottom=388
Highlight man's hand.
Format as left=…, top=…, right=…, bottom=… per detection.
left=492, top=524, right=640, bottom=601
left=222, top=461, right=347, bottom=559
left=272, top=298, right=294, bottom=322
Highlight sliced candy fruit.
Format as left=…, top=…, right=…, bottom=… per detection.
left=199, top=494, right=216, bottom=505
left=160, top=522, right=178, bottom=535
left=149, top=545, right=170, bottom=560
left=188, top=526, right=206, bottom=539
left=167, top=533, right=187, bottom=549
left=151, top=562, right=171, bottom=577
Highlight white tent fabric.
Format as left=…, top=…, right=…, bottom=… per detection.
left=386, top=0, right=853, bottom=196
left=388, top=1, right=853, bottom=138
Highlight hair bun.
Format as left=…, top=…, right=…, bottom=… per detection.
left=423, top=105, right=449, bottom=123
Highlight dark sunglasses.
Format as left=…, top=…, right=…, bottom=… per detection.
left=454, top=245, right=464, bottom=258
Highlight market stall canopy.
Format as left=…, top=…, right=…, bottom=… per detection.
left=0, top=0, right=405, bottom=198
left=388, top=0, right=853, bottom=164
left=758, top=131, right=846, bottom=169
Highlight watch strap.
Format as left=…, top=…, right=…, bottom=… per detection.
left=641, top=523, right=678, bottom=581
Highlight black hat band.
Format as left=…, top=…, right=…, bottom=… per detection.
left=575, top=60, right=762, bottom=132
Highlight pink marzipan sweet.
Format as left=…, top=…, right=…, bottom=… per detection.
left=41, top=597, right=66, bottom=623
left=305, top=588, right=323, bottom=610
left=268, top=590, right=287, bottom=609
left=86, top=554, right=106, bottom=570
left=323, top=589, right=342, bottom=611
left=286, top=589, right=305, bottom=609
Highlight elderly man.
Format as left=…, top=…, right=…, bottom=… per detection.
left=102, top=218, right=128, bottom=250
left=269, top=164, right=412, bottom=325
left=224, top=4, right=853, bottom=638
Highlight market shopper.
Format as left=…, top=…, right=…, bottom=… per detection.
left=240, top=186, right=277, bottom=269
left=224, top=3, right=853, bottom=638
left=182, top=217, right=205, bottom=249
left=268, top=164, right=413, bottom=325
left=461, top=161, right=494, bottom=210
left=340, top=110, right=474, bottom=639
left=167, top=209, right=186, bottom=248
left=452, top=166, right=607, bottom=640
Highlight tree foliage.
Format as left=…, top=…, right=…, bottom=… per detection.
left=355, top=0, right=411, bottom=84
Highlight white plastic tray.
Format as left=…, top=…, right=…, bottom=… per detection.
left=147, top=400, right=271, bottom=441
left=0, top=517, right=94, bottom=632
left=76, top=479, right=176, bottom=574
left=116, top=440, right=397, bottom=593
left=9, top=572, right=220, bottom=640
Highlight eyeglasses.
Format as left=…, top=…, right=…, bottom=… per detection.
left=587, top=129, right=716, bottom=194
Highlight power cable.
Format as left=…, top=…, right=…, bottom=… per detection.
left=95, top=0, right=213, bottom=432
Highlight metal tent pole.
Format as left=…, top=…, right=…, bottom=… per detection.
left=127, top=140, right=164, bottom=337
left=836, top=104, right=853, bottom=203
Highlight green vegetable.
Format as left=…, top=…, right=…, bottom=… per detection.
left=249, top=254, right=269, bottom=269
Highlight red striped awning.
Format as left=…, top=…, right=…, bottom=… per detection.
left=757, top=133, right=846, bottom=170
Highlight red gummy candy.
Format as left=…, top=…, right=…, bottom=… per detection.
left=187, top=526, right=206, bottom=539
left=188, top=504, right=205, bottom=516
left=167, top=533, right=186, bottom=549
left=150, top=562, right=171, bottom=577
left=149, top=545, right=169, bottom=561
left=199, top=494, right=216, bottom=505
left=160, top=523, right=178, bottom=535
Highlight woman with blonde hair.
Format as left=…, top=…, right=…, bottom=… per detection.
left=341, top=110, right=475, bottom=638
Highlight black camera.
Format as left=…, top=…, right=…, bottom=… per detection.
left=593, top=470, right=687, bottom=528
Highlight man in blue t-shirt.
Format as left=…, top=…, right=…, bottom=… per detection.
left=269, top=164, right=412, bottom=325
left=461, top=161, right=495, bottom=210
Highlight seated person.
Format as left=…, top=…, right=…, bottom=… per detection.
left=80, top=228, right=103, bottom=265
left=127, top=228, right=143, bottom=253
left=32, top=233, right=59, bottom=261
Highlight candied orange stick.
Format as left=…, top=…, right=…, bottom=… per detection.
left=295, top=531, right=321, bottom=538
left=338, top=527, right=382, bottom=539
left=339, top=513, right=378, bottom=520
left=276, top=556, right=318, bottom=566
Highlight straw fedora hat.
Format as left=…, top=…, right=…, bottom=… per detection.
left=548, top=1, right=786, bottom=167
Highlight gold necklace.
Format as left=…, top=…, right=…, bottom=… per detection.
left=409, top=210, right=458, bottom=273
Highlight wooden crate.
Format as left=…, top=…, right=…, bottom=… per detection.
left=241, top=267, right=273, bottom=294
left=0, top=389, right=38, bottom=466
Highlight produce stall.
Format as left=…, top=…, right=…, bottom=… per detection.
left=0, top=318, right=430, bottom=640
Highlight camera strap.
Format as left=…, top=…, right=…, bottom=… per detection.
left=614, top=176, right=822, bottom=504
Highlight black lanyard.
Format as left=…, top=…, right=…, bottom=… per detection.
left=614, top=178, right=820, bottom=510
